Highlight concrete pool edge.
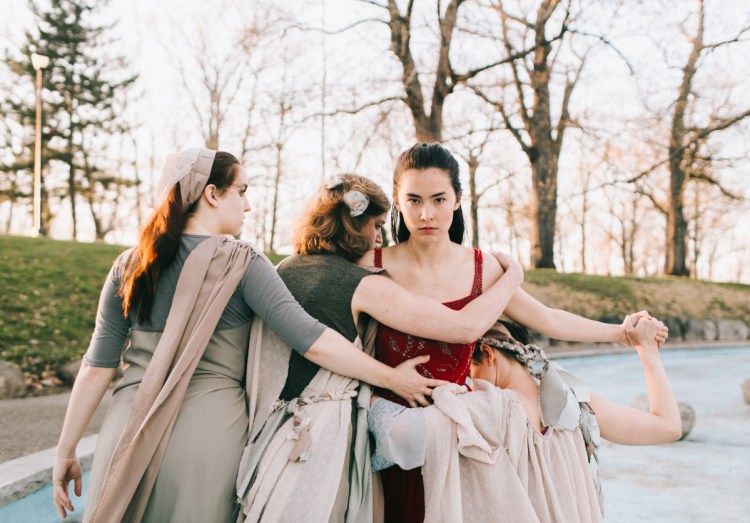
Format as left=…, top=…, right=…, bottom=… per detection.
left=546, top=339, right=749, bottom=359
left=0, top=434, right=97, bottom=507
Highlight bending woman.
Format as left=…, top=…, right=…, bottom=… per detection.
left=52, top=150, right=440, bottom=522
left=369, top=315, right=681, bottom=522
left=235, top=174, right=524, bottom=522
left=359, top=142, right=669, bottom=521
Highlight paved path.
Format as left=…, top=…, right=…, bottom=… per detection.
left=0, top=391, right=111, bottom=463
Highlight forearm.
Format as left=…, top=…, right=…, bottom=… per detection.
left=505, top=289, right=626, bottom=344
left=304, top=328, right=394, bottom=390
left=638, top=349, right=681, bottom=442
left=56, top=363, right=116, bottom=457
left=459, top=269, right=522, bottom=340
left=542, top=308, right=625, bottom=343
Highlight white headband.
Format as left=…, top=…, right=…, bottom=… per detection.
left=157, top=148, right=217, bottom=207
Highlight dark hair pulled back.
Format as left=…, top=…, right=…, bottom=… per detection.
left=390, top=142, right=465, bottom=244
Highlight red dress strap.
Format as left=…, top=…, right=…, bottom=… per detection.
left=470, top=248, right=483, bottom=299
left=374, top=247, right=383, bottom=268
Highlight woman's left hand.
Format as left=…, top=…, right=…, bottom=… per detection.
left=389, top=355, right=449, bottom=407
left=52, top=455, right=83, bottom=519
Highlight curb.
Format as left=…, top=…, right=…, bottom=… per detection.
left=0, top=434, right=97, bottom=507
left=546, top=340, right=750, bottom=359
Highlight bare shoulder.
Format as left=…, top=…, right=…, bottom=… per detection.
left=379, top=243, right=407, bottom=268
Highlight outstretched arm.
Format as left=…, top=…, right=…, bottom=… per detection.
left=503, top=288, right=668, bottom=346
left=589, top=316, right=681, bottom=445
left=352, top=252, right=523, bottom=344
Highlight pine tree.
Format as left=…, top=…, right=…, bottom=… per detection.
left=2, top=0, right=137, bottom=239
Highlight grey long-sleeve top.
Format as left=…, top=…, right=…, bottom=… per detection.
left=84, top=234, right=326, bottom=368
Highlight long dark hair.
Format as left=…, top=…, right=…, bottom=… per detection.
left=119, top=151, right=240, bottom=324
left=390, top=142, right=465, bottom=244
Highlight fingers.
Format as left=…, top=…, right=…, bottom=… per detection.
left=74, top=473, right=82, bottom=497
left=407, top=355, right=430, bottom=367
left=624, top=314, right=636, bottom=338
left=53, top=482, right=71, bottom=519
left=427, top=379, right=449, bottom=388
left=414, top=394, right=429, bottom=407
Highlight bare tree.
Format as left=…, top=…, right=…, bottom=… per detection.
left=449, top=124, right=507, bottom=248
left=629, top=0, right=750, bottom=276
left=171, top=31, right=249, bottom=150
left=470, top=0, right=594, bottom=269
left=354, top=0, right=524, bottom=142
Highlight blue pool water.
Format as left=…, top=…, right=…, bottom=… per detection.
left=557, top=346, right=750, bottom=522
left=0, top=470, right=90, bottom=522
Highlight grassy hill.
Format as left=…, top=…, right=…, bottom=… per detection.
left=2, top=235, right=749, bottom=390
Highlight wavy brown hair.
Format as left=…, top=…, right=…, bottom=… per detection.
left=295, top=174, right=390, bottom=262
left=119, top=151, right=240, bottom=324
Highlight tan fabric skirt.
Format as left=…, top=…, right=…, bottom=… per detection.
left=86, top=327, right=250, bottom=523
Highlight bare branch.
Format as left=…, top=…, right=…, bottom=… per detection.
left=690, top=173, right=743, bottom=200
left=497, top=4, right=531, bottom=129
left=452, top=43, right=540, bottom=84
left=318, top=96, right=405, bottom=119
left=357, top=0, right=388, bottom=9
left=283, top=18, right=388, bottom=35
left=634, top=186, right=669, bottom=216
left=703, top=23, right=750, bottom=50
left=568, top=29, right=636, bottom=76
left=628, top=107, right=750, bottom=184
left=554, top=53, right=586, bottom=154
left=470, top=86, right=532, bottom=156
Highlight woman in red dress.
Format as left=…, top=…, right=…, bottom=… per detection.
left=360, top=143, right=668, bottom=522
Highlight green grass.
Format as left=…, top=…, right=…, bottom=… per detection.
left=0, top=236, right=126, bottom=383
left=1, top=234, right=749, bottom=388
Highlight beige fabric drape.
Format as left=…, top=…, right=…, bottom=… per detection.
left=236, top=316, right=379, bottom=523
left=87, top=236, right=252, bottom=523
left=421, top=381, right=602, bottom=523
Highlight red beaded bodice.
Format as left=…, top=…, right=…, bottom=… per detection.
left=373, top=247, right=483, bottom=406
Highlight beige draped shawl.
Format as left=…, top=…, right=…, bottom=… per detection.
left=421, top=380, right=602, bottom=523
left=236, top=315, right=379, bottom=523
left=87, top=236, right=253, bottom=523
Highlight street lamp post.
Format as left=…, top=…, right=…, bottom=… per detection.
left=31, top=52, right=49, bottom=237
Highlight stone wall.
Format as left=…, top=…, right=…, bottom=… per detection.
left=533, top=317, right=750, bottom=350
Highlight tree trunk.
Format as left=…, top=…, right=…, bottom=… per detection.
left=269, top=143, right=282, bottom=251
left=530, top=159, right=558, bottom=268
left=412, top=117, right=443, bottom=143
left=665, top=162, right=689, bottom=276
left=467, top=157, right=479, bottom=248
left=529, top=124, right=559, bottom=268
left=664, top=0, right=702, bottom=276
left=67, top=156, right=78, bottom=240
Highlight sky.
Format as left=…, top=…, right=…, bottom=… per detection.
left=2, top=0, right=749, bottom=282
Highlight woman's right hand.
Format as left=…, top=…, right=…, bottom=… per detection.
left=493, top=252, right=524, bottom=285
left=52, top=454, right=83, bottom=519
left=389, top=355, right=448, bottom=408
